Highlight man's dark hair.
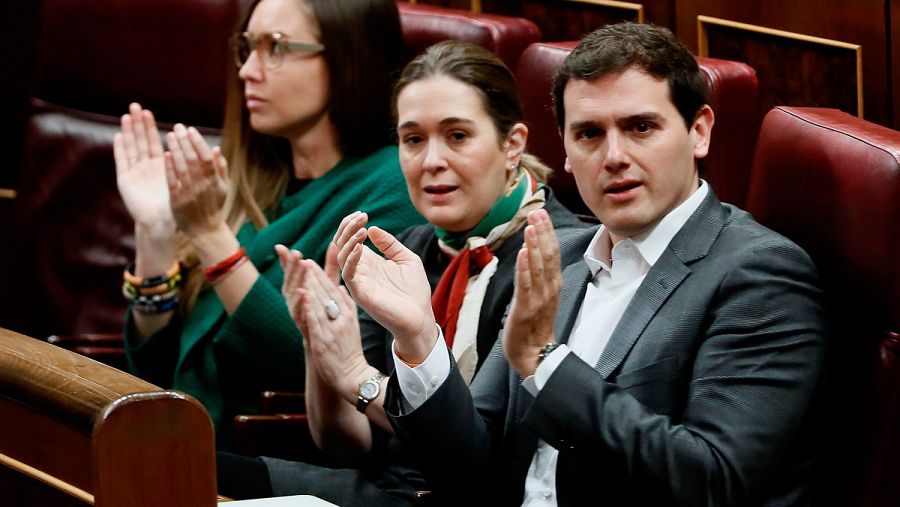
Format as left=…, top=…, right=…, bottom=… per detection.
left=552, top=22, right=709, bottom=131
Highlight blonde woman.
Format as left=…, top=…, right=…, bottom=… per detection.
left=114, top=0, right=423, bottom=447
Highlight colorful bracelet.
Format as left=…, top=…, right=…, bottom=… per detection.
left=132, top=295, right=180, bottom=314
left=124, top=260, right=180, bottom=288
left=122, top=273, right=182, bottom=298
left=204, top=247, right=249, bottom=284
left=123, top=260, right=182, bottom=313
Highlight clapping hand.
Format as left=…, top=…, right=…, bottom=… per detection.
left=113, top=103, right=174, bottom=231
left=334, top=211, right=438, bottom=363
left=164, top=124, right=230, bottom=239
left=502, top=209, right=562, bottom=377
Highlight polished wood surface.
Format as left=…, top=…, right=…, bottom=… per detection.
left=0, top=327, right=218, bottom=506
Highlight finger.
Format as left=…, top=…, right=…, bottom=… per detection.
left=341, top=241, right=365, bottom=283
left=212, top=146, right=229, bottom=181
left=275, top=244, right=290, bottom=268
left=187, top=127, right=216, bottom=178
left=333, top=211, right=362, bottom=246
left=368, top=226, right=412, bottom=262
left=130, top=103, right=150, bottom=158
left=515, top=246, right=532, bottom=294
left=337, top=226, right=368, bottom=275
left=276, top=244, right=294, bottom=294
left=283, top=250, right=305, bottom=299
left=167, top=131, right=190, bottom=185
left=324, top=242, right=340, bottom=284
left=524, top=225, right=548, bottom=297
left=164, top=152, right=179, bottom=194
left=304, top=260, right=343, bottom=307
left=173, top=124, right=200, bottom=181
left=333, top=212, right=368, bottom=261
left=121, top=113, right=140, bottom=162
left=302, top=289, right=329, bottom=347
left=534, top=211, right=561, bottom=288
left=143, top=109, right=164, bottom=157
left=113, top=133, right=129, bottom=175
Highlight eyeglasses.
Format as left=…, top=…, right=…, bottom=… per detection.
left=231, top=31, right=324, bottom=69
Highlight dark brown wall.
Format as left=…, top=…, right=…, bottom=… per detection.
left=677, top=0, right=890, bottom=127
left=448, top=0, right=897, bottom=129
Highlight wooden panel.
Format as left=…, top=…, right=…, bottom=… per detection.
left=699, top=16, right=862, bottom=117
left=482, top=0, right=650, bottom=40
left=676, top=0, right=891, bottom=127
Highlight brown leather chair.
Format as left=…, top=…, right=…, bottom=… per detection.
left=514, top=41, right=760, bottom=217
left=398, top=1, right=541, bottom=69
left=745, top=106, right=900, bottom=506
left=0, top=0, right=241, bottom=340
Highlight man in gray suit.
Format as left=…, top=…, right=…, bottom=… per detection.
left=334, top=22, right=826, bottom=506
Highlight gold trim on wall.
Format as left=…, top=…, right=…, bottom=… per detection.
left=563, top=0, right=645, bottom=23
left=0, top=188, right=16, bottom=199
left=697, top=15, right=863, bottom=117
left=0, top=452, right=94, bottom=504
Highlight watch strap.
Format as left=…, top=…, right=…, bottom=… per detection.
left=538, top=342, right=561, bottom=363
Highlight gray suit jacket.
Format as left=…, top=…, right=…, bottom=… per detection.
left=386, top=191, right=827, bottom=506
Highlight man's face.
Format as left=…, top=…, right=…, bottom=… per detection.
left=562, top=66, right=713, bottom=243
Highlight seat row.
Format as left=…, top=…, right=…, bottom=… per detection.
left=0, top=103, right=896, bottom=506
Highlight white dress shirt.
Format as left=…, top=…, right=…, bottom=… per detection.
left=394, top=181, right=709, bottom=505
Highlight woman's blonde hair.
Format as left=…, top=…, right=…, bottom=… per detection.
left=392, top=40, right=553, bottom=183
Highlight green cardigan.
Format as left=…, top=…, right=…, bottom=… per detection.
left=124, top=145, right=424, bottom=446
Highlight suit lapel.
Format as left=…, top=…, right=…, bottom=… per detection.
left=594, top=255, right=689, bottom=377
left=594, top=191, right=730, bottom=377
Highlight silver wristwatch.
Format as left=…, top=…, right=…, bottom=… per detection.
left=356, top=372, right=385, bottom=413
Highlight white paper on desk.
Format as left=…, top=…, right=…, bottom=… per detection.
left=219, top=495, right=339, bottom=506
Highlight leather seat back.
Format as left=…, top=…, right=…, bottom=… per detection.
left=746, top=106, right=900, bottom=506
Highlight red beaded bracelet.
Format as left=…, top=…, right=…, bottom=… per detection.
left=204, top=247, right=249, bottom=283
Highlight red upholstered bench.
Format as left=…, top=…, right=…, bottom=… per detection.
left=398, top=1, right=541, bottom=70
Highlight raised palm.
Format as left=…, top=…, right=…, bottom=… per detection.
left=113, top=104, right=174, bottom=227
left=335, top=212, right=435, bottom=345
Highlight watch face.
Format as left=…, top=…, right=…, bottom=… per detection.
left=360, top=381, right=379, bottom=399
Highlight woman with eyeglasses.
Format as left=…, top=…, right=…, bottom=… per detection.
left=113, top=0, right=423, bottom=448
left=216, top=41, right=585, bottom=506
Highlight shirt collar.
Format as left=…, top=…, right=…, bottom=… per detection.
left=582, top=180, right=709, bottom=278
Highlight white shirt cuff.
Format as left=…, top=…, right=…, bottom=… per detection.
left=391, top=324, right=450, bottom=412
left=521, top=344, right=570, bottom=397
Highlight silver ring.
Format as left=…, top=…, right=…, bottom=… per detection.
left=324, top=299, right=340, bottom=320
left=131, top=158, right=141, bottom=167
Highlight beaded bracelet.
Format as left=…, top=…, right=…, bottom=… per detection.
left=132, top=296, right=180, bottom=314
left=204, top=247, right=249, bottom=284
left=123, top=260, right=182, bottom=314
left=124, top=260, right=180, bottom=288
left=122, top=273, right=182, bottom=298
